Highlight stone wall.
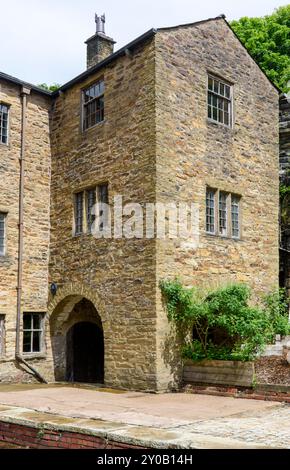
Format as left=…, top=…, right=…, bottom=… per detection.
left=0, top=81, right=51, bottom=382
left=155, top=18, right=279, bottom=390
left=48, top=39, right=157, bottom=391
left=0, top=18, right=280, bottom=391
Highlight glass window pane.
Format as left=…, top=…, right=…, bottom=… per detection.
left=87, top=188, right=96, bottom=233
left=208, top=77, right=213, bottom=90
left=206, top=189, right=216, bottom=233
left=0, top=105, right=9, bottom=144
left=208, top=105, right=212, bottom=119
left=33, top=314, right=41, bottom=330
left=23, top=331, right=31, bottom=353
left=225, top=85, right=231, bottom=98
left=33, top=331, right=41, bottom=352
left=219, top=192, right=227, bottom=235
left=231, top=195, right=240, bottom=238
left=23, top=315, right=32, bottom=330
left=75, top=192, right=83, bottom=234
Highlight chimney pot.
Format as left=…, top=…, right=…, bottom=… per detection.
left=85, top=13, right=116, bottom=69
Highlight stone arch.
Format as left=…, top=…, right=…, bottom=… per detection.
left=47, top=282, right=108, bottom=328
left=47, top=282, right=108, bottom=382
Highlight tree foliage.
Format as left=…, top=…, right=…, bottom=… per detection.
left=38, top=83, right=61, bottom=92
left=160, top=280, right=290, bottom=361
left=230, top=5, right=290, bottom=91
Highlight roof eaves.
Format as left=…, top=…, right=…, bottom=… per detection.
left=0, top=71, right=52, bottom=97
left=53, top=28, right=157, bottom=96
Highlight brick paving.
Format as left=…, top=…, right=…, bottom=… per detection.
left=0, top=385, right=289, bottom=448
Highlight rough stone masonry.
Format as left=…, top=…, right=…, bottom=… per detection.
left=0, top=16, right=279, bottom=391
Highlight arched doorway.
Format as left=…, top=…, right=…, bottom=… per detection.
left=66, top=322, right=104, bottom=384
left=49, top=294, right=106, bottom=384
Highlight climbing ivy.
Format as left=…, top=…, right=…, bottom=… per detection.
left=160, top=280, right=290, bottom=362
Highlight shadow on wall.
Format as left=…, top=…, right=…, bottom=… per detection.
left=160, top=295, right=185, bottom=391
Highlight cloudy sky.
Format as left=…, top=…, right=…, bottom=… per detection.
left=1, top=0, right=288, bottom=86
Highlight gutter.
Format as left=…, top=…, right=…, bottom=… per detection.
left=0, top=71, right=52, bottom=97
left=53, top=28, right=157, bottom=96
left=15, top=85, right=47, bottom=384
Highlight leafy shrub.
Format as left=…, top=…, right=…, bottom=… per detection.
left=160, top=280, right=290, bottom=362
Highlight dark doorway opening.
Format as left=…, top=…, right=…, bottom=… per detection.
left=66, top=322, right=104, bottom=384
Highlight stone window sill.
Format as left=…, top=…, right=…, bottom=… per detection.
left=81, top=119, right=106, bottom=134
left=207, top=118, right=234, bottom=131
left=22, top=353, right=47, bottom=360
left=205, top=232, right=242, bottom=242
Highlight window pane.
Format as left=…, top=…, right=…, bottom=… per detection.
left=225, top=85, right=231, bottom=98
left=208, top=105, right=212, bottom=119
left=33, top=314, right=41, bottom=330
left=98, top=183, right=109, bottom=204
left=87, top=188, right=96, bottom=233
left=23, top=331, right=31, bottom=353
left=0, top=213, right=6, bottom=255
left=219, top=192, right=227, bottom=236
left=206, top=189, right=215, bottom=233
left=0, top=104, right=9, bottom=144
left=23, top=315, right=32, bottom=330
left=231, top=195, right=240, bottom=238
left=75, top=192, right=83, bottom=234
left=208, top=77, right=213, bottom=90
left=98, top=184, right=109, bottom=231
left=33, top=331, right=41, bottom=352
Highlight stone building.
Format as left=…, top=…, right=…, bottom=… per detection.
left=0, top=15, right=279, bottom=390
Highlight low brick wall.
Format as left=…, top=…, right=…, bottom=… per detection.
left=183, top=360, right=255, bottom=387
left=183, top=383, right=290, bottom=403
left=0, top=421, right=146, bottom=449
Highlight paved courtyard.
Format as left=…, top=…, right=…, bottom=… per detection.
left=0, top=384, right=289, bottom=448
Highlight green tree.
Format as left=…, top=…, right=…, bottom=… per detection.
left=37, top=83, right=61, bottom=92
left=231, top=5, right=290, bottom=91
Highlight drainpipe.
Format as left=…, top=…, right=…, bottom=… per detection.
left=15, top=86, right=47, bottom=384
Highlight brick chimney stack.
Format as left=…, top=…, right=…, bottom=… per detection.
left=85, top=14, right=116, bottom=69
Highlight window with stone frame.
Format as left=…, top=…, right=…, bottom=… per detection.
left=207, top=75, right=232, bottom=127
left=219, top=191, right=228, bottom=236
left=231, top=195, right=241, bottom=238
left=0, top=104, right=9, bottom=145
left=206, top=188, right=216, bottom=234
left=0, top=315, right=5, bottom=356
left=74, top=183, right=109, bottom=235
left=97, top=183, right=109, bottom=232
left=82, top=80, right=105, bottom=131
left=75, top=192, right=84, bottom=235
left=0, top=212, right=7, bottom=256
left=23, top=313, right=45, bottom=354
left=206, top=188, right=241, bottom=239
